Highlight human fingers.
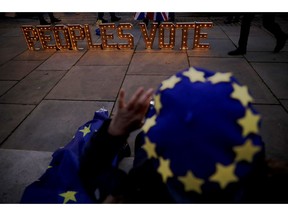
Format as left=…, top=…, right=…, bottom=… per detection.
left=127, top=87, right=144, bottom=110
left=118, top=89, right=125, bottom=109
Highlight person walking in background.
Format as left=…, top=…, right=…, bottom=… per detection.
left=97, top=13, right=121, bottom=23
left=228, top=13, right=287, bottom=55
left=38, top=13, right=61, bottom=25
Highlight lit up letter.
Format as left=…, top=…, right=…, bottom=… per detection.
left=53, top=25, right=71, bottom=50
left=175, top=22, right=195, bottom=50
left=159, top=22, right=175, bottom=49
left=117, top=23, right=134, bottom=49
left=84, top=24, right=102, bottom=49
left=67, top=24, right=85, bottom=50
left=100, top=24, right=118, bottom=49
left=36, top=25, right=57, bottom=50
left=193, top=22, right=213, bottom=49
left=21, top=25, right=39, bottom=50
left=139, top=22, right=158, bottom=49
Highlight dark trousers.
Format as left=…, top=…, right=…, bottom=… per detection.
left=238, top=14, right=286, bottom=50
left=98, top=12, right=116, bottom=19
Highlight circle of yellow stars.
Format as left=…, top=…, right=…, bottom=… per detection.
left=140, top=67, right=262, bottom=194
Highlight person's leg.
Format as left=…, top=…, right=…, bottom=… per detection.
left=228, top=14, right=254, bottom=55
left=110, top=13, right=121, bottom=22
left=98, top=12, right=108, bottom=23
left=48, top=13, right=61, bottom=23
left=262, top=14, right=287, bottom=53
left=38, top=13, right=50, bottom=25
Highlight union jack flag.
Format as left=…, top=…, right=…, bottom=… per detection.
left=134, top=12, right=169, bottom=22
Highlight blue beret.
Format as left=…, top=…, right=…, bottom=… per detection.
left=140, top=67, right=265, bottom=202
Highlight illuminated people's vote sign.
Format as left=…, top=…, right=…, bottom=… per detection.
left=21, top=22, right=213, bottom=51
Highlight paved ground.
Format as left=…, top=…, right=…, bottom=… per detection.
left=0, top=12, right=287, bottom=203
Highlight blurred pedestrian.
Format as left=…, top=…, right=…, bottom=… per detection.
left=97, top=12, right=121, bottom=23
left=38, top=13, right=61, bottom=25
left=228, top=13, right=287, bottom=55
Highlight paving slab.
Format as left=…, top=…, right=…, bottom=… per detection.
left=0, top=27, right=23, bottom=37
left=0, top=149, right=52, bottom=203
left=204, top=26, right=228, bottom=39
left=46, top=65, right=127, bottom=100
left=0, top=81, right=17, bottom=96
left=0, top=60, right=42, bottom=80
left=1, top=100, right=113, bottom=152
left=245, top=51, right=288, bottom=62
left=0, top=47, right=27, bottom=66
left=0, top=104, right=34, bottom=144
left=128, top=52, right=189, bottom=75
left=255, top=105, right=288, bottom=161
left=251, top=63, right=288, bottom=99
left=0, top=70, right=66, bottom=104
left=77, top=50, right=133, bottom=66
left=187, top=38, right=237, bottom=57
left=37, top=51, right=85, bottom=71
left=188, top=57, right=278, bottom=104
left=14, top=50, right=56, bottom=61
left=0, top=36, right=27, bottom=49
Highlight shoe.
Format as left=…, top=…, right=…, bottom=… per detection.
left=51, top=18, right=61, bottom=23
left=111, top=16, right=121, bottom=22
left=228, top=48, right=246, bottom=55
left=40, top=20, right=50, bottom=25
left=274, top=34, right=287, bottom=53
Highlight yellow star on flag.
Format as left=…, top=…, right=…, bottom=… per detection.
left=59, top=191, right=77, bottom=204
left=160, top=75, right=181, bottom=91
left=142, top=137, right=158, bottom=159
left=157, top=157, right=173, bottom=183
left=178, top=170, right=204, bottom=193
left=231, top=83, right=253, bottom=107
left=237, top=109, right=261, bottom=137
left=208, top=72, right=232, bottom=84
left=154, top=94, right=162, bottom=114
left=79, top=124, right=91, bottom=137
left=209, top=163, right=238, bottom=189
left=233, top=139, right=261, bottom=162
left=142, top=115, right=157, bottom=133
left=183, top=67, right=206, bottom=83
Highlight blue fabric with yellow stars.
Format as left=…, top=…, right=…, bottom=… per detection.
left=140, top=67, right=265, bottom=202
left=21, top=109, right=109, bottom=204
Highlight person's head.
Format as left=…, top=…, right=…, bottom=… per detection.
left=138, top=67, right=265, bottom=202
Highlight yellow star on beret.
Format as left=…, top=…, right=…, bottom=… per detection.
left=237, top=109, right=261, bottom=137
left=79, top=124, right=91, bottom=137
left=154, top=94, right=162, bottom=114
left=233, top=139, right=261, bottom=162
left=142, top=115, right=157, bottom=133
left=231, top=83, right=253, bottom=107
left=160, top=75, right=181, bottom=91
left=142, top=136, right=158, bottom=159
left=209, top=163, right=238, bottom=189
left=178, top=170, right=204, bottom=193
left=157, top=157, right=173, bottom=183
left=59, top=191, right=77, bottom=204
left=183, top=67, right=206, bottom=83
left=208, top=72, right=232, bottom=84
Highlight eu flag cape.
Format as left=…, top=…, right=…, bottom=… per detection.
left=21, top=109, right=109, bottom=204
